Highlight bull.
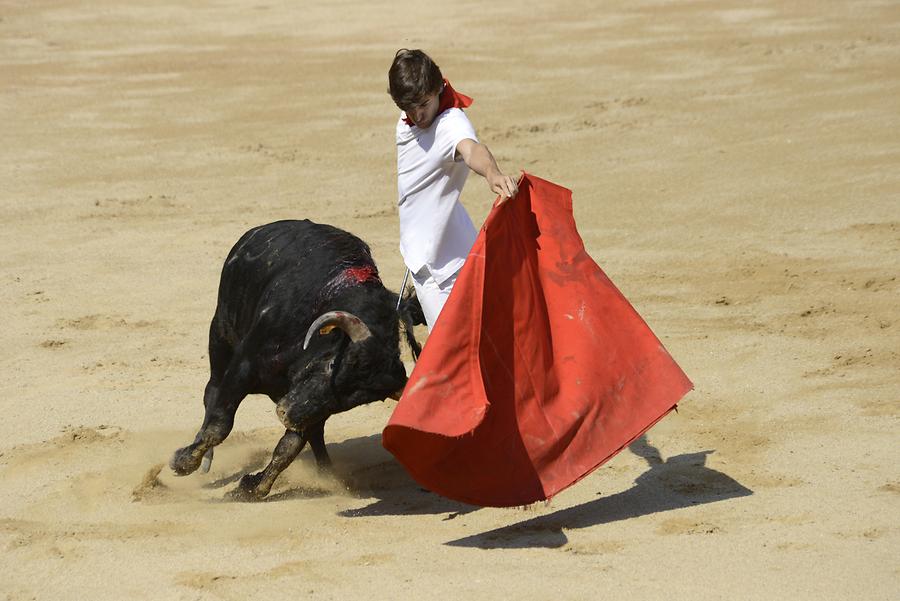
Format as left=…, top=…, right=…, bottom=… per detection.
left=169, top=219, right=421, bottom=500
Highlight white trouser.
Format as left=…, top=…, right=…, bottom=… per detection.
left=411, top=265, right=461, bottom=331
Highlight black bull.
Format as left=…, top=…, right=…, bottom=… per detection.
left=170, top=219, right=422, bottom=500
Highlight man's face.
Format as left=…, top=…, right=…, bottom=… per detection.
left=404, top=92, right=440, bottom=129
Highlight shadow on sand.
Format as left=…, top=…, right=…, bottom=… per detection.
left=330, top=434, right=481, bottom=518
left=445, top=436, right=753, bottom=549
left=203, top=432, right=478, bottom=513
left=329, top=433, right=752, bottom=548
left=207, top=431, right=752, bottom=544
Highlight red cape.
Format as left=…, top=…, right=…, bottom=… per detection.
left=383, top=173, right=693, bottom=507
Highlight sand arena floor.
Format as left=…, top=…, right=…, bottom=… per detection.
left=1, top=1, right=898, bottom=599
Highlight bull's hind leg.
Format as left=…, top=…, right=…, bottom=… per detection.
left=226, top=429, right=307, bottom=501
left=170, top=323, right=255, bottom=476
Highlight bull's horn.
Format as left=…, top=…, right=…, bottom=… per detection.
left=303, top=311, right=373, bottom=349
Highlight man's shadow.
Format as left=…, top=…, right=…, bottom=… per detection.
left=445, top=436, right=752, bottom=549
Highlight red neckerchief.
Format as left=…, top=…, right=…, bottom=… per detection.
left=402, top=78, right=473, bottom=127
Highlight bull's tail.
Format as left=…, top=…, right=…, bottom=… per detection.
left=402, top=319, right=422, bottom=362
left=397, top=287, right=424, bottom=362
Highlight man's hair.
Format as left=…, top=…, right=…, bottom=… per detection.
left=388, top=49, right=443, bottom=110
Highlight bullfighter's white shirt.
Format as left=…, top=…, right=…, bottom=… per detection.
left=396, top=107, right=478, bottom=285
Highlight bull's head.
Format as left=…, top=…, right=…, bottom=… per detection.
left=275, top=311, right=407, bottom=431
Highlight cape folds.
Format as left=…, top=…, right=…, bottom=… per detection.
left=382, top=173, right=693, bottom=507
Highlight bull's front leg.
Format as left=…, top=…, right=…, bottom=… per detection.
left=226, top=429, right=307, bottom=501
left=170, top=356, right=253, bottom=476
left=306, top=419, right=332, bottom=472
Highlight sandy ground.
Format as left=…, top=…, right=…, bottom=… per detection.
left=2, top=0, right=898, bottom=599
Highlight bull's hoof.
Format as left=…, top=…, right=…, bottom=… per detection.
left=225, top=472, right=269, bottom=502
left=169, top=445, right=204, bottom=476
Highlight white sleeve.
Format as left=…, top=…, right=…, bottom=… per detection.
left=437, top=108, right=478, bottom=162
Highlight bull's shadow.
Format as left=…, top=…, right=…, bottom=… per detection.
left=445, top=436, right=753, bottom=549
left=328, top=434, right=480, bottom=518
left=205, top=431, right=478, bottom=514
